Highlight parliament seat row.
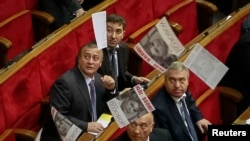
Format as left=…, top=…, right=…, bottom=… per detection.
left=84, top=3, right=250, bottom=141
left=0, top=0, right=237, bottom=140
left=0, top=9, right=54, bottom=68
left=0, top=0, right=217, bottom=71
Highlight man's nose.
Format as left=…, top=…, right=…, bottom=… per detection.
left=111, top=31, right=117, bottom=38
left=133, top=126, right=141, bottom=133
left=174, top=81, right=181, bottom=87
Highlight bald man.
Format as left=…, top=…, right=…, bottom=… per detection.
left=114, top=112, right=172, bottom=141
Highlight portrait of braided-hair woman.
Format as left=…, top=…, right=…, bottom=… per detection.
left=140, top=27, right=177, bottom=69
left=117, top=88, right=147, bottom=123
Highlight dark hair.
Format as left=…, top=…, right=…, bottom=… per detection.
left=107, top=14, right=126, bottom=30
left=78, top=42, right=99, bottom=56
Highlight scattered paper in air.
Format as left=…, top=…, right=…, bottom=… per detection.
left=134, top=17, right=185, bottom=72
left=183, top=43, right=228, bottom=89
left=92, top=11, right=107, bottom=50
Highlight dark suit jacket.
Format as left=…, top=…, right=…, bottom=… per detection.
left=40, top=67, right=117, bottom=141
left=81, top=0, right=104, bottom=10
left=39, top=0, right=82, bottom=29
left=151, top=88, right=203, bottom=141
left=98, top=41, right=134, bottom=91
left=220, top=32, right=250, bottom=113
left=113, top=128, right=173, bottom=141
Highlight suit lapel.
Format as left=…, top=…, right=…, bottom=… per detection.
left=103, top=49, right=112, bottom=74
left=167, top=95, right=191, bottom=136
left=117, top=44, right=126, bottom=77
left=75, top=68, right=93, bottom=117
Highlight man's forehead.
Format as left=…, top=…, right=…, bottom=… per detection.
left=134, top=116, right=148, bottom=123
left=82, top=48, right=102, bottom=54
left=107, top=22, right=123, bottom=28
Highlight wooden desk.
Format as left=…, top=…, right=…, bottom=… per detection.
left=77, top=132, right=95, bottom=141
left=233, top=106, right=250, bottom=125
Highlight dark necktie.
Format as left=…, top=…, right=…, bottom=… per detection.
left=180, top=98, right=198, bottom=141
left=89, top=80, right=97, bottom=121
left=110, top=49, right=118, bottom=90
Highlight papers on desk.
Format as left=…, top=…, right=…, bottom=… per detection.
left=88, top=113, right=113, bottom=135
left=51, top=106, right=82, bottom=141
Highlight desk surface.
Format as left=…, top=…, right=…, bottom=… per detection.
left=233, top=106, right=250, bottom=125
left=77, top=132, right=95, bottom=141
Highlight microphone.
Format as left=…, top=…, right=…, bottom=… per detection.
left=141, top=73, right=163, bottom=90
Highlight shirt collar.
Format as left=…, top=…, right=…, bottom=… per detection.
left=78, top=66, right=95, bottom=84
left=108, top=44, right=119, bottom=50
left=172, top=93, right=187, bottom=103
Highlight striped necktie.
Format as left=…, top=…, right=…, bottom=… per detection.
left=180, top=98, right=198, bottom=141
left=110, top=49, right=118, bottom=90
left=89, top=80, right=97, bottom=121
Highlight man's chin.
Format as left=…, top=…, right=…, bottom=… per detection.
left=108, top=43, right=117, bottom=47
left=131, top=137, right=141, bottom=141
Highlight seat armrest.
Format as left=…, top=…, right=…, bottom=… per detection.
left=14, top=128, right=37, bottom=141
left=0, top=37, right=12, bottom=68
left=0, top=128, right=37, bottom=141
left=31, top=10, right=55, bottom=25
left=196, top=0, right=218, bottom=32
left=169, top=21, right=183, bottom=35
left=31, top=10, right=55, bottom=41
left=217, top=86, right=243, bottom=124
left=217, top=86, right=243, bottom=103
left=165, top=0, right=193, bottom=16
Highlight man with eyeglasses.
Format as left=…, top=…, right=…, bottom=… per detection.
left=113, top=112, right=172, bottom=141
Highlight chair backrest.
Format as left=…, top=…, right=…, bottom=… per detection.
left=0, top=10, right=35, bottom=61
left=0, top=9, right=54, bottom=65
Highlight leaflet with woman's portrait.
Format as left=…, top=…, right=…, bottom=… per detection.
left=134, top=17, right=185, bottom=72
left=51, top=106, right=82, bottom=141
left=106, top=84, right=155, bottom=128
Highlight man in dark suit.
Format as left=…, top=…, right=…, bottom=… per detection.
left=151, top=61, right=211, bottom=141
left=113, top=112, right=172, bottom=141
left=39, top=0, right=85, bottom=30
left=40, top=42, right=117, bottom=141
left=219, top=14, right=250, bottom=114
left=98, top=14, right=149, bottom=92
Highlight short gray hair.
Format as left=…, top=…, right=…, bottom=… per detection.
left=165, top=61, right=189, bottom=78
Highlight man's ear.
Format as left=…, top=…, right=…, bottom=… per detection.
left=150, top=122, right=154, bottom=132
left=122, top=30, right=126, bottom=39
